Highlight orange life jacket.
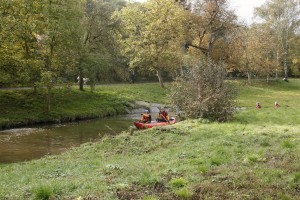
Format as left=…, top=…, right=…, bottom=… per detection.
left=140, top=113, right=151, bottom=123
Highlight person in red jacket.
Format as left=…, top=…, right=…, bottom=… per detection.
left=140, top=110, right=151, bottom=123
left=157, top=107, right=169, bottom=122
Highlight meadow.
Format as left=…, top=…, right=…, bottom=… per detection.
left=0, top=79, right=299, bottom=199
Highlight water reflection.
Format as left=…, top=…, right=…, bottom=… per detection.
left=0, top=117, right=133, bottom=164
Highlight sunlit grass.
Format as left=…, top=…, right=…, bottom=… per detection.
left=0, top=79, right=299, bottom=199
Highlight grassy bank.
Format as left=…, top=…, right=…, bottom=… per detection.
left=0, top=83, right=169, bottom=129
left=0, top=79, right=300, bottom=199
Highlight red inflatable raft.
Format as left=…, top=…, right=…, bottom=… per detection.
left=134, top=117, right=176, bottom=129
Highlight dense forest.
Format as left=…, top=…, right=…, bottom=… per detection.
left=0, top=0, right=299, bottom=89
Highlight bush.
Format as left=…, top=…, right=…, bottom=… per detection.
left=33, top=185, right=52, bottom=200
left=170, top=59, right=236, bottom=122
left=170, top=178, right=187, bottom=188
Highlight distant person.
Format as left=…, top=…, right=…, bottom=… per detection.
left=140, top=110, right=151, bottom=123
left=256, top=102, right=262, bottom=109
left=274, top=101, right=280, bottom=109
left=157, top=107, right=169, bottom=122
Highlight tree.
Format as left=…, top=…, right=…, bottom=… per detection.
left=290, top=35, right=300, bottom=76
left=36, top=0, right=85, bottom=111
left=0, top=0, right=44, bottom=87
left=115, top=0, right=187, bottom=88
left=231, top=25, right=278, bottom=81
left=77, top=0, right=126, bottom=90
left=255, top=0, right=300, bottom=79
left=185, top=0, right=238, bottom=59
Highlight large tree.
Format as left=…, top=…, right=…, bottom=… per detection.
left=0, top=0, right=84, bottom=88
left=115, top=0, right=187, bottom=88
left=0, top=0, right=44, bottom=87
left=38, top=0, right=85, bottom=111
left=255, top=0, right=300, bottom=79
left=185, top=0, right=237, bottom=59
left=77, top=0, right=126, bottom=90
left=231, top=25, right=278, bottom=81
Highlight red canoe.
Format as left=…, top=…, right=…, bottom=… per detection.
left=134, top=117, right=176, bottom=129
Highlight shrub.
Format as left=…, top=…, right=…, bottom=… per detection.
left=175, top=187, right=193, bottom=199
left=139, top=171, right=160, bottom=186
left=170, top=59, right=236, bottom=122
left=33, top=185, right=52, bottom=200
left=170, top=178, right=187, bottom=188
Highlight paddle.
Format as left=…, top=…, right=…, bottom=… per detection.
left=160, top=112, right=170, bottom=123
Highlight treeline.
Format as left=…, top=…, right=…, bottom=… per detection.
left=0, top=0, right=128, bottom=89
left=0, top=0, right=299, bottom=89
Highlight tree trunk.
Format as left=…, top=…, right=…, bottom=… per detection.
left=247, top=71, right=251, bottom=82
left=33, top=85, right=37, bottom=93
left=283, top=48, right=289, bottom=79
left=283, top=27, right=289, bottom=79
left=276, top=50, right=280, bottom=80
left=47, top=87, right=51, bottom=113
left=156, top=70, right=165, bottom=88
left=79, top=76, right=84, bottom=91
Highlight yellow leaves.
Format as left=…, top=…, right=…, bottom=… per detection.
left=115, top=0, right=186, bottom=72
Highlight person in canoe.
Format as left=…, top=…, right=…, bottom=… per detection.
left=156, top=107, right=169, bottom=122
left=140, top=109, right=152, bottom=123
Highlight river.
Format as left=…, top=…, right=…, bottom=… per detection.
left=0, top=116, right=135, bottom=164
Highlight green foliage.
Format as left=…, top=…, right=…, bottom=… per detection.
left=114, top=0, right=187, bottom=87
left=33, top=185, right=52, bottom=200
left=0, top=0, right=127, bottom=88
left=175, top=187, right=193, bottom=199
left=170, top=178, right=187, bottom=188
left=293, top=172, right=300, bottom=185
left=281, top=140, right=295, bottom=149
left=143, top=195, right=158, bottom=200
left=139, top=171, right=160, bottom=186
left=198, top=165, right=209, bottom=174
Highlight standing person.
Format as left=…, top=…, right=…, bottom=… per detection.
left=140, top=110, right=151, bottom=123
left=157, top=107, right=169, bottom=122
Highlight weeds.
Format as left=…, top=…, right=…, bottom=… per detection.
left=170, top=178, right=187, bottom=188
left=33, top=185, right=53, bottom=200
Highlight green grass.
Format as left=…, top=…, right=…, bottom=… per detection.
left=0, top=79, right=300, bottom=199
left=0, top=83, right=169, bottom=129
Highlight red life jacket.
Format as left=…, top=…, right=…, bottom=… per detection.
left=159, top=111, right=169, bottom=120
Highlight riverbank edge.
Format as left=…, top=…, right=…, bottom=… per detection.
left=0, top=100, right=169, bottom=131
left=0, top=83, right=171, bottom=131
left=0, top=103, right=132, bottom=131
left=0, top=112, right=119, bottom=130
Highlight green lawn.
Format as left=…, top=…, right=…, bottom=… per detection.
left=0, top=83, right=169, bottom=129
left=0, top=79, right=300, bottom=199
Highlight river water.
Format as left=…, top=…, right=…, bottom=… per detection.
left=0, top=116, right=134, bottom=164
